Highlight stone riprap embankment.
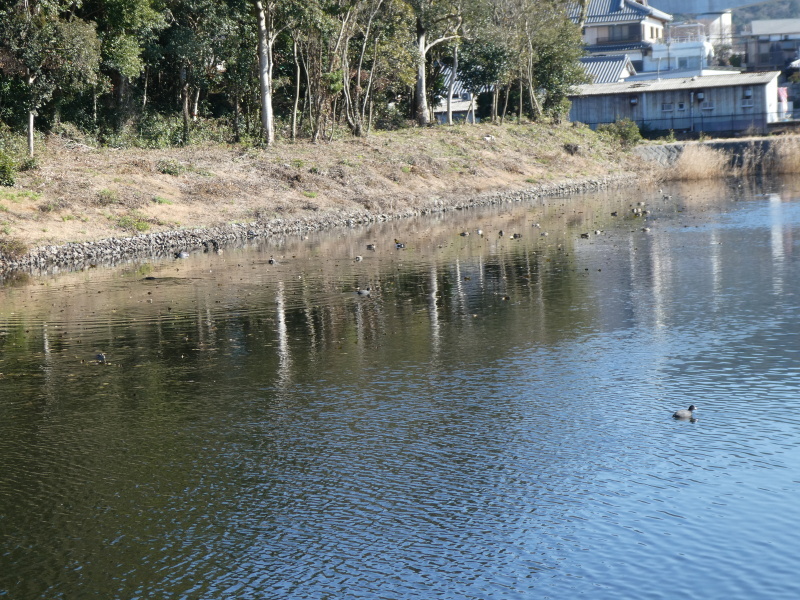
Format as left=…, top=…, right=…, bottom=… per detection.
left=1, top=173, right=639, bottom=276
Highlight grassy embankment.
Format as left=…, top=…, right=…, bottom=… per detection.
left=0, top=122, right=643, bottom=259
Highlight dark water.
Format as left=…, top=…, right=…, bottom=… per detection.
left=2, top=178, right=800, bottom=599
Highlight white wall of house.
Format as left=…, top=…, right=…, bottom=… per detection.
left=696, top=11, right=732, bottom=46
left=644, top=39, right=714, bottom=72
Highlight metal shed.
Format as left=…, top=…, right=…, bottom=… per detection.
left=568, top=71, right=781, bottom=134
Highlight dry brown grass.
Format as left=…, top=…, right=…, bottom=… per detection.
left=671, top=144, right=729, bottom=180
left=2, top=122, right=636, bottom=248
left=765, top=136, right=800, bottom=174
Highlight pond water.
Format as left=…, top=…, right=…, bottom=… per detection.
left=2, top=177, right=800, bottom=599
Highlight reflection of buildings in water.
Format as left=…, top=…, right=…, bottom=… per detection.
left=768, top=193, right=786, bottom=297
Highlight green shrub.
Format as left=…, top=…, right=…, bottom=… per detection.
left=97, top=188, right=119, bottom=205
left=0, top=150, right=15, bottom=187
left=117, top=214, right=150, bottom=232
left=17, top=156, right=38, bottom=172
left=597, top=118, right=642, bottom=148
left=156, top=159, right=186, bottom=176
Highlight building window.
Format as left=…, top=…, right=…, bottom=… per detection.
left=677, top=102, right=686, bottom=111
left=700, top=100, right=715, bottom=111
left=741, top=99, right=754, bottom=108
left=662, top=103, right=674, bottom=112
left=678, top=57, right=689, bottom=69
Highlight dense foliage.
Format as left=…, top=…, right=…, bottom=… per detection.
left=0, top=0, right=587, bottom=153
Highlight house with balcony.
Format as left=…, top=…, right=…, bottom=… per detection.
left=569, top=0, right=715, bottom=75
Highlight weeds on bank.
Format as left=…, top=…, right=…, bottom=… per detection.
left=117, top=212, right=151, bottom=233
left=0, top=237, right=28, bottom=258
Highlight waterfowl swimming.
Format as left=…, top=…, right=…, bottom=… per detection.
left=356, top=287, right=371, bottom=296
left=366, top=243, right=376, bottom=250
left=673, top=405, right=697, bottom=419
left=354, top=255, right=363, bottom=262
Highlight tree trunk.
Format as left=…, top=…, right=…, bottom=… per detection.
left=26, top=71, right=35, bottom=157
left=415, top=19, right=429, bottom=126
left=447, top=45, right=457, bottom=126
left=27, top=110, right=35, bottom=158
left=292, top=37, right=300, bottom=140
left=233, top=94, right=241, bottom=142
left=180, top=66, right=190, bottom=145
left=255, top=0, right=276, bottom=145
left=501, top=84, right=510, bottom=124
left=142, top=67, right=148, bottom=109
left=192, top=86, right=201, bottom=121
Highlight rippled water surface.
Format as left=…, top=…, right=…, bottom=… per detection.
left=2, top=178, right=800, bottom=599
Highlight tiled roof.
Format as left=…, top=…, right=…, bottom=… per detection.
left=567, top=0, right=672, bottom=25
left=580, top=55, right=637, bottom=83
left=570, top=70, right=780, bottom=97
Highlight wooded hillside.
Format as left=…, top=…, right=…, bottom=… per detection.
left=0, top=0, right=587, bottom=157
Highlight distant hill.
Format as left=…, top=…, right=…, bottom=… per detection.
left=731, top=0, right=800, bottom=28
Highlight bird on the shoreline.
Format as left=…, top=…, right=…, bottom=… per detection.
left=175, top=251, right=189, bottom=259
left=395, top=239, right=405, bottom=249
left=356, top=287, right=371, bottom=296
left=673, top=405, right=697, bottom=419
left=268, top=256, right=276, bottom=264
left=366, top=243, right=376, bottom=250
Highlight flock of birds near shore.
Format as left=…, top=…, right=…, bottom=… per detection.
left=165, top=196, right=673, bottom=301
left=171, top=198, right=663, bottom=263
left=109, top=194, right=705, bottom=420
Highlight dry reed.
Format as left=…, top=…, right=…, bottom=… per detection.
left=764, top=136, right=800, bottom=174
left=670, top=144, right=729, bottom=180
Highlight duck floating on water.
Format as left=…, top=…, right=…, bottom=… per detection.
left=673, top=405, right=698, bottom=419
